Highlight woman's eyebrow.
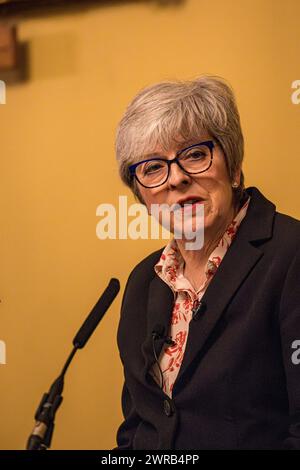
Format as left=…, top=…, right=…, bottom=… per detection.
left=142, top=139, right=209, bottom=160
left=142, top=152, right=168, bottom=159
left=180, top=138, right=209, bottom=149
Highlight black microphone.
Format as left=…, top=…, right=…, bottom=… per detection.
left=151, top=324, right=175, bottom=392
left=152, top=324, right=175, bottom=346
left=26, top=278, right=120, bottom=450
left=73, top=278, right=120, bottom=348
left=192, top=300, right=207, bottom=321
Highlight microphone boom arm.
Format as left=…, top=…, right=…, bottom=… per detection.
left=26, top=278, right=120, bottom=450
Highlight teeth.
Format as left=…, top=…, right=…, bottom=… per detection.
left=181, top=199, right=199, bottom=205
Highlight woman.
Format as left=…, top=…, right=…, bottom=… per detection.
left=115, top=76, right=300, bottom=449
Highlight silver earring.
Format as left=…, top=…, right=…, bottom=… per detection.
left=232, top=182, right=239, bottom=188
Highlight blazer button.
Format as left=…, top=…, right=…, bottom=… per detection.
left=163, top=399, right=173, bottom=417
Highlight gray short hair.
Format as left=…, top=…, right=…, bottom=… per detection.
left=115, top=75, right=245, bottom=203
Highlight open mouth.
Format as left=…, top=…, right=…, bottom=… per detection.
left=178, top=198, right=204, bottom=208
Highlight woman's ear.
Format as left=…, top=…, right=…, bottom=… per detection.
left=232, top=167, right=242, bottom=187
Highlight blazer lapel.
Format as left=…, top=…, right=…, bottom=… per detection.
left=141, top=274, right=174, bottom=383
left=174, top=187, right=276, bottom=388
left=175, top=237, right=262, bottom=387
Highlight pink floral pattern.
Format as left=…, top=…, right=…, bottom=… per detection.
left=151, top=197, right=250, bottom=397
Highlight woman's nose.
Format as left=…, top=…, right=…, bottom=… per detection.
left=167, top=161, right=191, bottom=189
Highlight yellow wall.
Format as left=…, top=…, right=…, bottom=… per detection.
left=0, top=0, right=299, bottom=449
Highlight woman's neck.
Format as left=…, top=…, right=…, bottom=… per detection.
left=176, top=202, right=238, bottom=284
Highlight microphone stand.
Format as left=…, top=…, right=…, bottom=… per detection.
left=26, top=346, right=78, bottom=450
left=26, top=277, right=120, bottom=450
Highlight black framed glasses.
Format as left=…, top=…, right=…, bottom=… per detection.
left=129, top=140, right=215, bottom=189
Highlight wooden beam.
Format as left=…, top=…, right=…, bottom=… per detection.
left=0, top=24, right=17, bottom=70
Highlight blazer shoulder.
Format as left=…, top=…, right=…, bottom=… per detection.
left=272, top=211, right=300, bottom=255
left=120, top=247, right=165, bottom=313
left=274, top=211, right=300, bottom=238
left=127, top=247, right=164, bottom=284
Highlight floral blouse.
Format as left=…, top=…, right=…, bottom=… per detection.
left=151, top=197, right=251, bottom=398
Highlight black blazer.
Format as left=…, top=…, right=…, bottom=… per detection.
left=116, top=187, right=300, bottom=450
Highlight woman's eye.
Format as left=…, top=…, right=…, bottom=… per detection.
left=144, top=162, right=164, bottom=174
left=186, top=151, right=205, bottom=160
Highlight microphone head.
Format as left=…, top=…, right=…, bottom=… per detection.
left=73, top=278, right=120, bottom=349
left=152, top=323, right=165, bottom=339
